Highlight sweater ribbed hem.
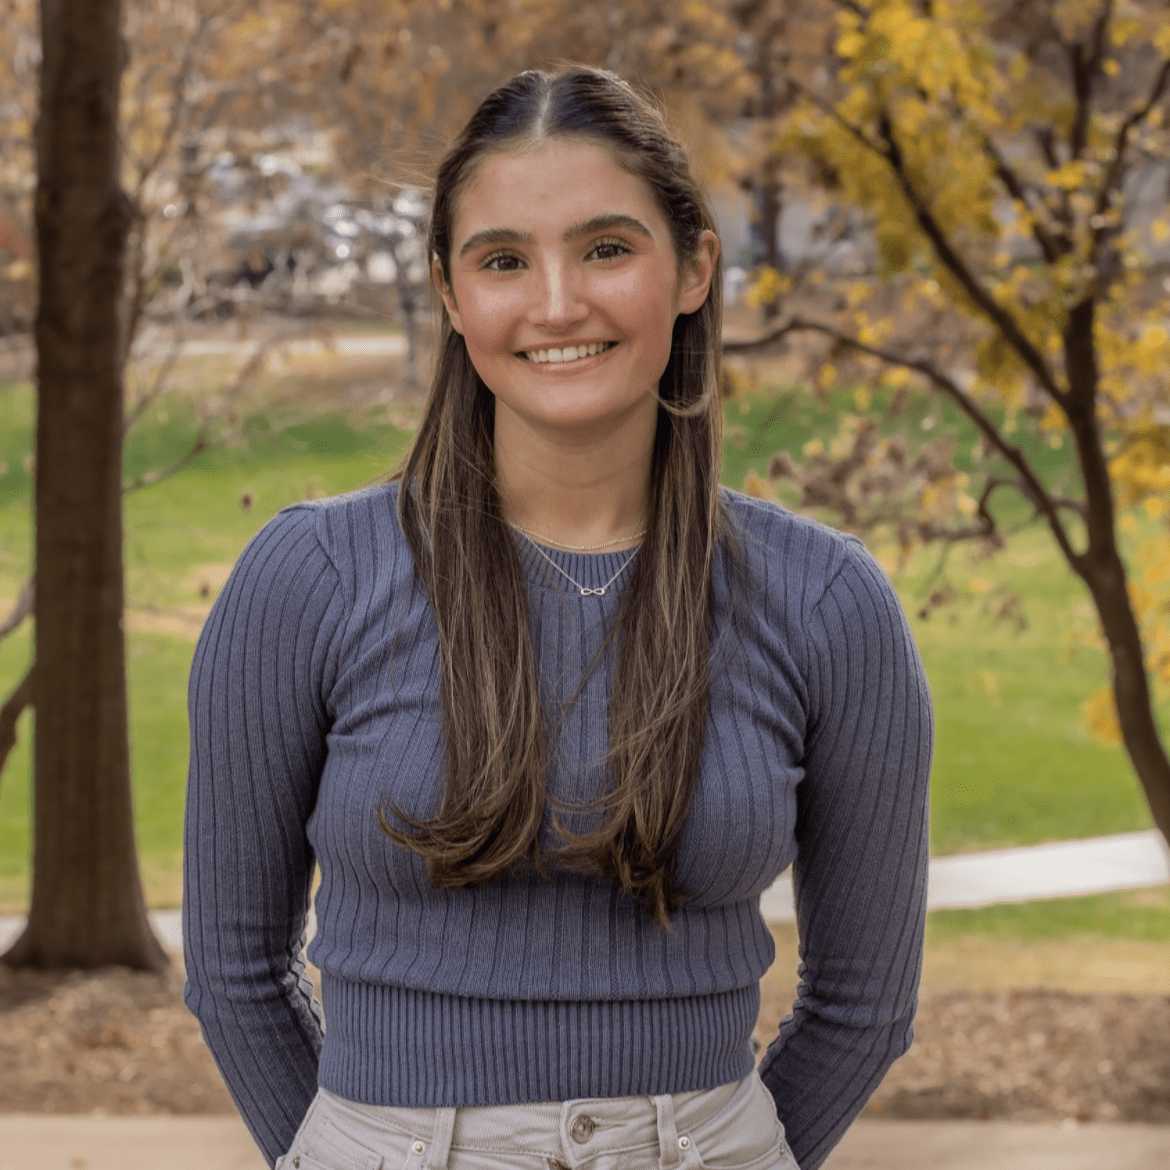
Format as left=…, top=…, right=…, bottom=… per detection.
left=317, top=978, right=759, bottom=1106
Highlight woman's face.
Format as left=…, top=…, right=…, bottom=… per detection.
left=435, top=138, right=717, bottom=444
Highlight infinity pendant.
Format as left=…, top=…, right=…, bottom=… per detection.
left=520, top=533, right=637, bottom=598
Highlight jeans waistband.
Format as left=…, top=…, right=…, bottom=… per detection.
left=317, top=1072, right=756, bottom=1170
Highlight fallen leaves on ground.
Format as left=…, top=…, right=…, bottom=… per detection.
left=2, top=965, right=1167, bottom=1122
left=0, top=963, right=234, bottom=1114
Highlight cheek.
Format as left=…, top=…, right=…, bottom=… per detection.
left=454, top=288, right=518, bottom=354
left=604, top=269, right=679, bottom=339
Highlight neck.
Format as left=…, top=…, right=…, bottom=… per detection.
left=494, top=404, right=655, bottom=551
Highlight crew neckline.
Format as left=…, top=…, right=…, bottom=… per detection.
left=513, top=530, right=641, bottom=600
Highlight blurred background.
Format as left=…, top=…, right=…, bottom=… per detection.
left=0, top=0, right=1168, bottom=1160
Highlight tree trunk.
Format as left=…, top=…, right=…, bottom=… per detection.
left=1086, top=555, right=1170, bottom=845
left=2, top=0, right=166, bottom=971
left=1062, top=297, right=1170, bottom=852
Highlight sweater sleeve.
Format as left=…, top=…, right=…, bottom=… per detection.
left=757, top=538, right=932, bottom=1170
left=183, top=505, right=344, bottom=1167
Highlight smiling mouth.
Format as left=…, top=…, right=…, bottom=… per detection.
left=517, top=341, right=618, bottom=364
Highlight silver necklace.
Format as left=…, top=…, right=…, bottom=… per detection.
left=520, top=534, right=640, bottom=597
left=510, top=523, right=646, bottom=552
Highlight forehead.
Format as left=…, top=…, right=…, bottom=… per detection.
left=451, top=139, right=667, bottom=243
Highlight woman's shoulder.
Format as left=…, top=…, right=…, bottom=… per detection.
left=719, top=486, right=874, bottom=603
left=225, top=480, right=407, bottom=599
left=718, top=488, right=915, bottom=674
left=719, top=487, right=906, bottom=638
left=267, top=479, right=403, bottom=556
left=280, top=478, right=400, bottom=523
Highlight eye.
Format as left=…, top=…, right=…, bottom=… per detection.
left=588, top=237, right=632, bottom=261
left=481, top=250, right=525, bottom=272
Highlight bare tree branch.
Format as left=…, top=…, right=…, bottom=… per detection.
left=974, top=471, right=1089, bottom=526
left=0, top=576, right=33, bottom=642
left=123, top=334, right=183, bottom=437
left=128, top=4, right=225, bottom=200
left=980, top=133, right=1066, bottom=262
left=1093, top=56, right=1170, bottom=217
left=1068, top=0, right=1114, bottom=161
left=724, top=316, right=1083, bottom=566
left=919, top=520, right=998, bottom=543
left=118, top=3, right=235, bottom=366
left=874, top=112, right=1066, bottom=404
left=1034, top=125, right=1061, bottom=170
left=121, top=328, right=303, bottom=494
left=975, top=475, right=1023, bottom=528
left=1028, top=122, right=1076, bottom=233
left=122, top=437, right=207, bottom=494
left=827, top=0, right=870, bottom=18
left=121, top=206, right=153, bottom=369
left=776, top=66, right=887, bottom=154
left=1051, top=494, right=1090, bottom=520
left=0, top=662, right=34, bottom=785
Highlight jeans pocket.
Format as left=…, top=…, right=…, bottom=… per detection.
left=687, top=1129, right=790, bottom=1170
left=282, top=1156, right=363, bottom=1170
left=285, top=1113, right=386, bottom=1170
left=682, top=1075, right=798, bottom=1170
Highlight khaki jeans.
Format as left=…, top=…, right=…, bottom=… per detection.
left=275, top=1071, right=800, bottom=1170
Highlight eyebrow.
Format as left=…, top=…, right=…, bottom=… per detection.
left=457, top=213, right=653, bottom=258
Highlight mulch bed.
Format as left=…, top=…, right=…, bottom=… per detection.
left=865, top=989, right=1170, bottom=1123
left=0, top=963, right=234, bottom=1114
left=2, top=962, right=1168, bottom=1122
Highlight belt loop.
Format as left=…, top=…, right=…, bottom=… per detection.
left=425, top=1107, right=456, bottom=1170
left=652, top=1094, right=681, bottom=1170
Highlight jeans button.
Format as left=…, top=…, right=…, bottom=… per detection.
left=570, top=1115, right=596, bottom=1142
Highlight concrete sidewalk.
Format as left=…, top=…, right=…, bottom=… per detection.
left=2, top=1114, right=1169, bottom=1170
left=3, top=829, right=1167, bottom=949
left=760, top=829, right=1169, bottom=921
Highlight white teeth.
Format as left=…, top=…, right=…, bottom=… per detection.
left=522, top=341, right=614, bottom=363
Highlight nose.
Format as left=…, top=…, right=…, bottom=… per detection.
left=528, top=260, right=588, bottom=330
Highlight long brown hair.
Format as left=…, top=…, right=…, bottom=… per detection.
left=381, top=66, right=728, bottom=926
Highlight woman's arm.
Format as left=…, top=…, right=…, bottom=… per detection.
left=183, top=505, right=344, bottom=1167
left=758, top=539, right=932, bottom=1170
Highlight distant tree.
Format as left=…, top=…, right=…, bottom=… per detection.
left=1, top=0, right=167, bottom=970
left=0, top=0, right=359, bottom=969
left=0, top=0, right=348, bottom=786
left=732, top=0, right=1170, bottom=849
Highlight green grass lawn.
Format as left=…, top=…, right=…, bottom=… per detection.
left=925, top=886, right=1170, bottom=944
left=0, top=365, right=1165, bottom=942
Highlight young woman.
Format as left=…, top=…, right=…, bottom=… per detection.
left=184, top=66, right=932, bottom=1170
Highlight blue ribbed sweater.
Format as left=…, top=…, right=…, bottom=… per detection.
left=183, top=483, right=932, bottom=1170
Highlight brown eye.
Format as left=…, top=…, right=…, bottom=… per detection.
left=483, top=251, right=524, bottom=272
left=588, top=237, right=632, bottom=261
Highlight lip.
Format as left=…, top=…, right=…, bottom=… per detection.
left=513, top=349, right=616, bottom=374
left=514, top=341, right=621, bottom=369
